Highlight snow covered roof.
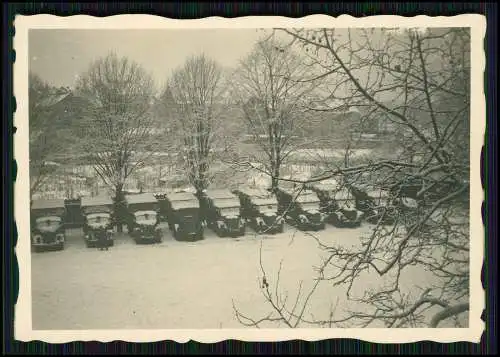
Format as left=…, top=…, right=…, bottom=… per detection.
left=205, top=189, right=237, bottom=200
left=81, top=195, right=113, bottom=207
left=296, top=191, right=320, bottom=204
left=125, top=193, right=158, bottom=205
left=167, top=192, right=197, bottom=202
left=166, top=192, right=199, bottom=210
left=31, top=199, right=65, bottom=210
left=311, top=181, right=341, bottom=193
left=366, top=190, right=390, bottom=199
left=212, top=198, right=241, bottom=209
left=253, top=197, right=278, bottom=206
left=171, top=200, right=200, bottom=210
left=281, top=187, right=320, bottom=203
left=237, top=187, right=272, bottom=198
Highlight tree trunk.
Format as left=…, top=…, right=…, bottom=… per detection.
left=114, top=183, right=126, bottom=233
left=271, top=161, right=280, bottom=194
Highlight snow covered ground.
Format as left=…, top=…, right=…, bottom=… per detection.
left=31, top=223, right=468, bottom=330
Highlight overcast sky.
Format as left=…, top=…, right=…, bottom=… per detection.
left=29, top=29, right=276, bottom=91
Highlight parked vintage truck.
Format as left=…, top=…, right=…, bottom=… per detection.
left=233, top=188, right=284, bottom=234
left=309, top=181, right=364, bottom=228
left=31, top=199, right=66, bottom=252
left=351, top=187, right=398, bottom=225
left=81, top=195, right=115, bottom=248
left=125, top=193, right=163, bottom=244
left=199, top=189, right=246, bottom=238
left=164, top=191, right=204, bottom=241
left=275, top=186, right=326, bottom=231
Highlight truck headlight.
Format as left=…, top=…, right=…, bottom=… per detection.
left=299, top=214, right=308, bottom=223
left=56, top=234, right=65, bottom=242
left=33, top=235, right=42, bottom=244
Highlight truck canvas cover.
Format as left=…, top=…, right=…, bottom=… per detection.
left=81, top=195, right=113, bottom=206
left=312, top=181, right=341, bottom=195
left=168, top=192, right=199, bottom=211
left=253, top=197, right=278, bottom=207
left=31, top=199, right=65, bottom=217
left=81, top=196, right=113, bottom=215
left=238, top=188, right=278, bottom=206
left=281, top=187, right=320, bottom=204
left=126, top=193, right=159, bottom=211
left=296, top=191, right=320, bottom=204
left=32, top=199, right=65, bottom=210
left=205, top=189, right=237, bottom=200
left=126, top=193, right=158, bottom=205
left=212, top=198, right=241, bottom=209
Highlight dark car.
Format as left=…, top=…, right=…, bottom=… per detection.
left=233, top=188, right=284, bottom=234
left=125, top=193, right=163, bottom=244
left=165, top=191, right=204, bottom=241
left=275, top=186, right=326, bottom=231
left=199, top=189, right=246, bottom=238
left=309, top=181, right=364, bottom=228
left=81, top=195, right=115, bottom=248
left=31, top=199, right=66, bottom=252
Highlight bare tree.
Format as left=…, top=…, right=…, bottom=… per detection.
left=28, top=72, right=71, bottom=201
left=232, top=35, right=320, bottom=192
left=165, top=54, right=226, bottom=195
left=76, top=53, right=155, bottom=232
left=233, top=27, right=471, bottom=328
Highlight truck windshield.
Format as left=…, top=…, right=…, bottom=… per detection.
left=259, top=204, right=277, bottom=215
left=87, top=213, right=111, bottom=226
left=134, top=210, right=157, bottom=224
left=301, top=202, right=320, bottom=212
left=35, top=216, right=62, bottom=230
left=220, top=208, right=240, bottom=217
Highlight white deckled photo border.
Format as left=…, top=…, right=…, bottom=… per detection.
left=13, top=14, right=486, bottom=343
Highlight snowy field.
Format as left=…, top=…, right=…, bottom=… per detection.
left=31, top=223, right=468, bottom=330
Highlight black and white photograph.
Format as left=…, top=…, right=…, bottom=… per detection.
left=14, top=14, right=485, bottom=343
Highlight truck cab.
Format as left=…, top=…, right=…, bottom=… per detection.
left=200, top=189, right=246, bottom=238
left=31, top=199, right=66, bottom=252
left=309, top=181, right=364, bottom=228
left=234, top=188, right=284, bottom=234
left=125, top=193, right=163, bottom=244
left=165, top=191, right=204, bottom=241
left=276, top=186, right=326, bottom=231
left=81, top=195, right=115, bottom=248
